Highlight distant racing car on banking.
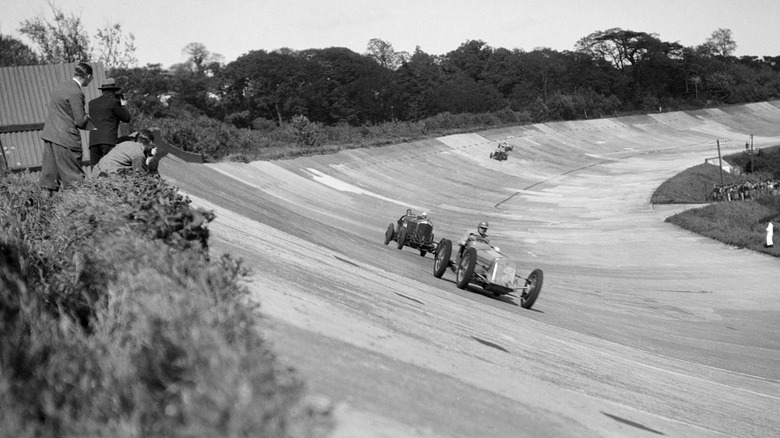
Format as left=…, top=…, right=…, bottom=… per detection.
left=489, top=142, right=512, bottom=161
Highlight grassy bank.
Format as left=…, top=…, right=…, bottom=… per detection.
left=653, top=146, right=780, bottom=257
left=650, top=162, right=753, bottom=204
left=666, top=197, right=780, bottom=256
left=0, top=172, right=331, bottom=437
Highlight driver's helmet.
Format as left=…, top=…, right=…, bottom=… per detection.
left=421, top=212, right=428, bottom=220
left=406, top=209, right=413, bottom=216
left=478, top=221, right=489, bottom=237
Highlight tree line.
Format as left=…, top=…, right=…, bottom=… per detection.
left=3, top=4, right=780, bottom=131
left=129, top=30, right=780, bottom=128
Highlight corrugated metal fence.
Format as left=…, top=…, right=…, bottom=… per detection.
left=1, top=62, right=106, bottom=170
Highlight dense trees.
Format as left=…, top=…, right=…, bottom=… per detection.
left=0, top=34, right=39, bottom=66
left=201, top=31, right=780, bottom=128
left=4, top=13, right=780, bottom=132
left=107, top=31, right=780, bottom=130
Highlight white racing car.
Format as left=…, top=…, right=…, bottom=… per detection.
left=432, top=238, right=543, bottom=309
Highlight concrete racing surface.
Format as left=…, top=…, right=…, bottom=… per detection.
left=159, top=101, right=780, bottom=437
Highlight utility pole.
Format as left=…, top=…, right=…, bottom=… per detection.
left=717, top=139, right=724, bottom=186
left=750, top=133, right=754, bottom=173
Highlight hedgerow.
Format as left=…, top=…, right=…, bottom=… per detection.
left=126, top=106, right=532, bottom=163
left=0, top=172, right=332, bottom=437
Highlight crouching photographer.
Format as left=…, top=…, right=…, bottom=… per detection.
left=92, top=129, right=160, bottom=177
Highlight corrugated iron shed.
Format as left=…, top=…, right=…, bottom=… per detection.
left=1, top=62, right=106, bottom=170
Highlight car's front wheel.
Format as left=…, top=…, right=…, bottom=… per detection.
left=433, top=239, right=452, bottom=278
left=397, top=229, right=406, bottom=250
left=456, top=247, right=476, bottom=289
left=384, top=223, right=395, bottom=245
left=520, top=269, right=543, bottom=309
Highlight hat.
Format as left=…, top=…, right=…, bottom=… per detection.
left=99, top=78, right=121, bottom=90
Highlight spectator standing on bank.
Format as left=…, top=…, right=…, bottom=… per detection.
left=92, top=129, right=159, bottom=176
left=88, top=78, right=131, bottom=169
left=766, top=221, right=774, bottom=248
left=38, top=62, right=93, bottom=197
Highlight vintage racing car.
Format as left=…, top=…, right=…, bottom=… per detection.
left=384, top=215, right=437, bottom=257
left=489, top=142, right=511, bottom=161
left=432, top=237, right=542, bottom=309
left=489, top=149, right=508, bottom=161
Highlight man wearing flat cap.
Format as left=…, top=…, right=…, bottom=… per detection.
left=88, top=78, right=132, bottom=170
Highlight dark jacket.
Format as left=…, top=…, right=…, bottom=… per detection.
left=41, top=79, right=90, bottom=151
left=92, top=140, right=158, bottom=175
left=88, top=93, right=132, bottom=146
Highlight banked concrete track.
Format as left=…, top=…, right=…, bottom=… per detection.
left=159, top=102, right=780, bottom=437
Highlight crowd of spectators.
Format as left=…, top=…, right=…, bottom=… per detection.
left=709, top=179, right=780, bottom=202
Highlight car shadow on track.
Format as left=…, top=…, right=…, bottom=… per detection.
left=437, top=277, right=545, bottom=313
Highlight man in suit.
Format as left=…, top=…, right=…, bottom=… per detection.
left=38, top=62, right=93, bottom=196
left=92, top=129, right=159, bottom=176
left=88, top=78, right=132, bottom=169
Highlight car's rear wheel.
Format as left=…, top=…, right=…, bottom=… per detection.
left=397, top=229, right=406, bottom=250
left=433, top=239, right=452, bottom=278
left=456, top=247, right=476, bottom=289
left=520, top=269, right=543, bottom=309
left=384, top=223, right=394, bottom=245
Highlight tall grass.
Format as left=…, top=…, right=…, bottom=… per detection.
left=0, top=172, right=332, bottom=437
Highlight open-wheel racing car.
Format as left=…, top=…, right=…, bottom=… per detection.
left=384, top=215, right=437, bottom=257
left=489, top=142, right=511, bottom=161
left=489, top=149, right=508, bottom=161
left=432, top=237, right=543, bottom=309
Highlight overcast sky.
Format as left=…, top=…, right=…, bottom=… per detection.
left=2, top=0, right=779, bottom=68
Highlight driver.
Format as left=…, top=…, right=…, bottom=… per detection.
left=458, top=221, right=490, bottom=257
left=397, top=208, right=415, bottom=234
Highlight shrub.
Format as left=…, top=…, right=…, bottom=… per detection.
left=251, top=117, right=279, bottom=132
left=288, top=115, right=325, bottom=148
left=0, top=172, right=332, bottom=437
left=725, top=145, right=780, bottom=178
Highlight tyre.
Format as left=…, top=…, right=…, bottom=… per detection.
left=456, top=247, right=476, bottom=289
left=433, top=239, right=452, bottom=278
left=384, top=223, right=395, bottom=245
left=490, top=152, right=494, bottom=159
left=397, top=229, right=406, bottom=250
left=520, top=269, right=543, bottom=309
